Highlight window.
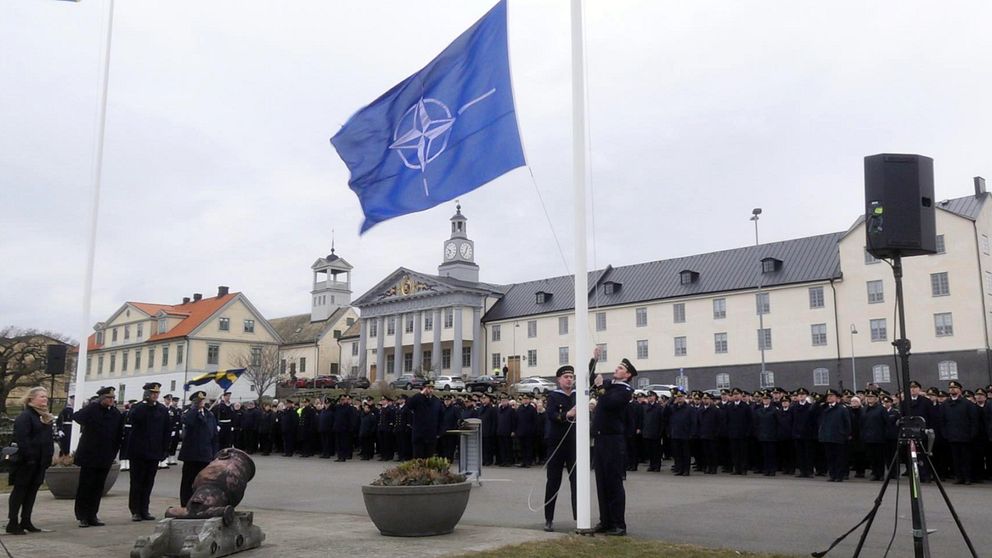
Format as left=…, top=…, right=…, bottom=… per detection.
left=870, top=319, right=887, bottom=342
left=300, top=357, right=307, bottom=373
left=674, top=336, right=687, bottom=356
left=122, top=350, right=129, bottom=371
left=716, top=373, right=731, bottom=389
left=423, top=350, right=432, bottom=368
left=462, top=346, right=471, bottom=368
left=636, top=340, right=649, bottom=359
left=136, top=323, right=143, bottom=338
left=930, top=272, right=949, bottom=297
left=813, top=367, right=830, bottom=386
left=112, top=328, right=118, bottom=342
left=596, top=343, right=608, bottom=362
left=424, top=313, right=433, bottom=331
left=124, top=325, right=130, bottom=340
left=442, top=349, right=452, bottom=369
left=134, top=350, right=141, bottom=370
left=811, top=323, right=828, bottom=346
left=109, top=354, right=116, bottom=373
left=595, top=312, right=607, bottom=331
left=759, top=370, right=775, bottom=389
left=404, top=353, right=413, bottom=372
left=385, top=355, right=394, bottom=372
left=387, top=316, right=396, bottom=335
left=757, top=328, right=772, bottom=350
left=170, top=380, right=176, bottom=392
left=527, top=349, right=537, bottom=367
left=157, top=318, right=167, bottom=334
left=251, top=347, right=262, bottom=366
left=369, top=320, right=378, bottom=337
left=867, top=280, right=884, bottom=304
left=934, top=313, right=954, bottom=336
left=97, top=355, right=104, bottom=374
left=492, top=353, right=501, bottom=369
left=86, top=357, right=92, bottom=374
left=680, top=270, right=698, bottom=285
left=176, top=345, right=184, bottom=365
left=603, top=282, right=620, bottom=295
left=872, top=364, right=891, bottom=383
left=244, top=319, right=255, bottom=333
left=333, top=330, right=341, bottom=339
left=118, top=384, right=125, bottom=402
left=346, top=317, right=355, bottom=326
left=350, top=366, right=358, bottom=376
left=492, top=324, right=501, bottom=342
left=527, top=320, right=537, bottom=338
left=559, top=347, right=569, bottom=365
left=96, top=331, right=104, bottom=345
left=983, top=234, right=990, bottom=255
left=405, top=316, right=414, bottom=333
left=938, top=360, right=958, bottom=380
left=635, top=307, right=647, bottom=327
left=444, top=308, right=454, bottom=329
left=207, top=344, right=219, bottom=365
left=714, top=332, right=728, bottom=354
left=761, top=260, right=776, bottom=273
left=351, top=343, right=358, bottom=356
left=935, top=234, right=945, bottom=254
left=809, top=287, right=824, bottom=309
left=673, top=303, right=686, bottom=323
left=147, top=348, right=155, bottom=368
left=162, top=345, right=169, bottom=366
left=865, top=248, right=880, bottom=264
left=536, top=292, right=548, bottom=304
left=219, top=318, right=230, bottom=331
left=330, top=362, right=339, bottom=374
left=558, top=316, right=569, bottom=335
left=713, top=298, right=726, bottom=319
left=280, top=359, right=286, bottom=374
left=755, top=292, right=770, bottom=315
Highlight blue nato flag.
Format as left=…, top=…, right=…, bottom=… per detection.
left=331, top=0, right=525, bottom=233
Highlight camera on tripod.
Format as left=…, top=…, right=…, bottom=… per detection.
left=897, top=415, right=934, bottom=454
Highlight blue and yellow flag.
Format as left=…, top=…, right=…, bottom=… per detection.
left=185, top=368, right=246, bottom=391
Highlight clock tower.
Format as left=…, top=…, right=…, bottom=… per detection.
left=438, top=203, right=479, bottom=282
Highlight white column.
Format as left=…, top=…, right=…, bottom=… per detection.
left=358, top=317, right=368, bottom=376
left=471, top=306, right=481, bottom=378
left=453, top=305, right=463, bottom=377
left=375, top=317, right=385, bottom=382
left=432, top=308, right=442, bottom=375
left=393, top=315, right=403, bottom=377
left=412, top=311, right=423, bottom=372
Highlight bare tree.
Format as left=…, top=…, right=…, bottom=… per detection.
left=0, top=327, right=75, bottom=415
left=231, top=345, right=281, bottom=403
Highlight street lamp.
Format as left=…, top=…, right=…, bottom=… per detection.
left=751, top=208, right=767, bottom=387
left=850, top=324, right=858, bottom=390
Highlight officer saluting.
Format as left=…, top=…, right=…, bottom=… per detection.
left=591, top=350, right=636, bottom=536
left=72, top=387, right=123, bottom=528
left=178, top=391, right=218, bottom=507
left=544, top=364, right=579, bottom=532
left=127, top=382, right=171, bottom=521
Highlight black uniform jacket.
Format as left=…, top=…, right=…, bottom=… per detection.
left=73, top=402, right=124, bottom=468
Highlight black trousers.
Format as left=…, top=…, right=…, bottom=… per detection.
left=412, top=437, right=437, bottom=459
left=778, top=439, right=794, bottom=473
left=282, top=429, right=296, bottom=456
left=865, top=442, right=886, bottom=479
left=730, top=438, right=748, bottom=474
left=544, top=437, right=576, bottom=523
left=518, top=436, right=534, bottom=466
left=824, top=442, right=845, bottom=481
left=8, top=463, right=46, bottom=527
left=242, top=430, right=258, bottom=454
left=218, top=427, right=233, bottom=449
left=75, top=466, right=110, bottom=521
left=320, top=432, right=335, bottom=458
left=950, top=442, right=973, bottom=483
left=129, top=459, right=159, bottom=515
left=180, top=461, right=209, bottom=507
left=360, top=435, right=376, bottom=459
left=377, top=431, right=394, bottom=460
left=645, top=437, right=662, bottom=470
left=497, top=436, right=513, bottom=465
left=795, top=439, right=814, bottom=476
left=336, top=432, right=354, bottom=460
left=482, top=436, right=496, bottom=466
left=395, top=431, right=412, bottom=460
left=703, top=439, right=720, bottom=473
left=760, top=441, right=777, bottom=474
left=258, top=432, right=272, bottom=455
left=440, top=434, right=458, bottom=461
left=594, top=434, right=626, bottom=530
left=625, top=436, right=640, bottom=470
left=672, top=438, right=691, bottom=474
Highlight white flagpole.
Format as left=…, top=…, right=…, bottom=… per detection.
left=70, top=0, right=115, bottom=452
left=571, top=0, right=592, bottom=532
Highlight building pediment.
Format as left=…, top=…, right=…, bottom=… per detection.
left=354, top=268, right=449, bottom=307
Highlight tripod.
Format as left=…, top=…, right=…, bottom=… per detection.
left=812, top=419, right=977, bottom=557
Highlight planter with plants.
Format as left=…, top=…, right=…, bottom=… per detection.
left=45, top=454, right=120, bottom=499
left=362, top=457, right=471, bottom=537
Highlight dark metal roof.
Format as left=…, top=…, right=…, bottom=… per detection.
left=936, top=193, right=987, bottom=221
left=482, top=233, right=844, bottom=322
left=269, top=307, right=350, bottom=345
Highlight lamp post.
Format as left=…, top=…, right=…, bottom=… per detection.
left=751, top=208, right=767, bottom=387
left=850, top=324, right=858, bottom=390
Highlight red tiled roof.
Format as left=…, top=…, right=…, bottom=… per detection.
left=87, top=293, right=239, bottom=349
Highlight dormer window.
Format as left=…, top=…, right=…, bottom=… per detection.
left=536, top=291, right=551, bottom=304
left=761, top=257, right=783, bottom=273
left=679, top=270, right=700, bottom=285
left=603, top=281, right=621, bottom=295
left=157, top=318, right=168, bottom=334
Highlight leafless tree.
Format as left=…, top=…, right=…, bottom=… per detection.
left=231, top=345, right=281, bottom=403
left=0, top=327, right=75, bottom=415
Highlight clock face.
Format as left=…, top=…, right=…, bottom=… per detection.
left=445, top=242, right=457, bottom=260
left=460, top=243, right=473, bottom=259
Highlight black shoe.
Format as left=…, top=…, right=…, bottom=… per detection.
left=88, top=518, right=105, bottom=527
left=131, top=514, right=143, bottom=522
left=141, top=514, right=155, bottom=521
left=544, top=521, right=554, bottom=532
left=593, top=523, right=609, bottom=533
left=20, top=523, right=48, bottom=533
left=4, top=524, right=25, bottom=535
left=605, top=527, right=627, bottom=536
left=78, top=520, right=91, bottom=528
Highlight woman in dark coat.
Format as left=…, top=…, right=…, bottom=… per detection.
left=8, top=387, right=55, bottom=534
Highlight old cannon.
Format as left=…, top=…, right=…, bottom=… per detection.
left=132, top=448, right=264, bottom=558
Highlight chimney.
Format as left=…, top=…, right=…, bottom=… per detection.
left=217, top=285, right=230, bottom=297
left=193, top=293, right=203, bottom=302
left=182, top=297, right=191, bottom=304
left=975, top=176, right=986, bottom=196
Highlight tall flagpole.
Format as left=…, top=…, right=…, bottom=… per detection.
left=571, top=0, right=592, bottom=532
left=70, top=0, right=115, bottom=452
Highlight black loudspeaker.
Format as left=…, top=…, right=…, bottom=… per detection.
left=864, top=153, right=937, bottom=258
left=46, top=344, right=67, bottom=375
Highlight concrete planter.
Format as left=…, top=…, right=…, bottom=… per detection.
left=46, top=462, right=120, bottom=499
left=362, top=481, right=472, bottom=537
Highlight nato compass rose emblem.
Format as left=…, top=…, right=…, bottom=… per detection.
left=389, top=88, right=496, bottom=196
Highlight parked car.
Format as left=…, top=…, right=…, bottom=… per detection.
left=389, top=374, right=428, bottom=390
left=465, top=375, right=506, bottom=393
left=635, top=384, right=678, bottom=398
left=314, top=375, right=340, bottom=388
left=435, top=375, right=465, bottom=391
left=509, top=376, right=556, bottom=395
left=337, top=376, right=371, bottom=389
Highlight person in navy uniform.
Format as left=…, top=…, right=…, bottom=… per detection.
left=440, top=395, right=462, bottom=461
left=941, top=380, right=979, bottom=484
left=376, top=397, right=395, bottom=461
left=212, top=392, right=235, bottom=449
left=280, top=399, right=298, bottom=457
left=178, top=391, right=218, bottom=507
left=591, top=352, right=635, bottom=536
left=162, top=394, right=182, bottom=466
left=318, top=397, right=336, bottom=459
left=394, top=395, right=413, bottom=461
left=514, top=393, right=538, bottom=468
left=642, top=391, right=664, bottom=472
left=127, top=382, right=172, bottom=521
left=496, top=394, right=517, bottom=466
left=624, top=394, right=644, bottom=472
left=333, top=394, right=359, bottom=461
left=543, top=364, right=578, bottom=532
left=667, top=388, right=696, bottom=476
left=902, top=380, right=933, bottom=480
left=776, top=396, right=795, bottom=475
left=73, top=386, right=123, bottom=528
left=477, top=393, right=497, bottom=466
left=818, top=388, right=851, bottom=482
left=55, top=395, right=75, bottom=457
left=860, top=390, right=887, bottom=481
left=406, top=381, right=444, bottom=459
left=724, top=387, right=752, bottom=475
left=754, top=392, right=779, bottom=476
left=697, top=392, right=722, bottom=474
left=359, top=401, right=379, bottom=460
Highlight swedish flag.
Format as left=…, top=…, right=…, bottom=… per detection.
left=185, top=368, right=246, bottom=391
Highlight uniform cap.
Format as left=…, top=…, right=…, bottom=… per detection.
left=189, top=391, right=207, bottom=402
left=948, top=380, right=963, bottom=389
left=142, top=382, right=161, bottom=392
left=556, top=365, right=575, bottom=377
left=825, top=388, right=841, bottom=397
left=96, top=386, right=115, bottom=397
left=619, top=358, right=637, bottom=377
left=909, top=380, right=922, bottom=389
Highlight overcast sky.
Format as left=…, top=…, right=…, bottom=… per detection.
left=3, top=0, right=992, bottom=341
